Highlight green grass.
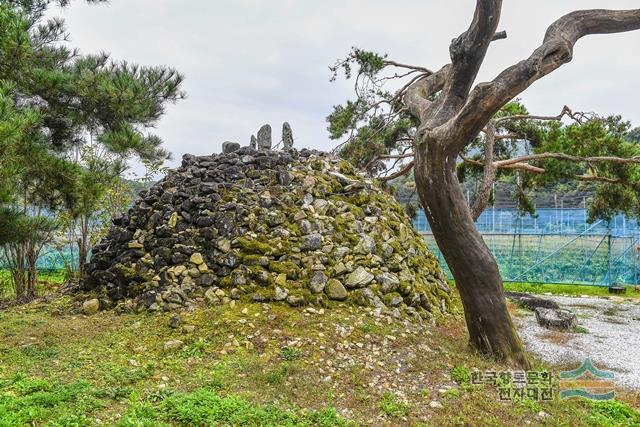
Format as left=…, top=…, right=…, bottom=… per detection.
left=118, top=388, right=352, bottom=427
left=450, top=365, right=471, bottom=385
left=0, top=269, right=67, bottom=300
left=378, top=392, right=409, bottom=418
left=587, top=400, right=640, bottom=426
left=1, top=293, right=639, bottom=426
left=504, top=281, right=640, bottom=299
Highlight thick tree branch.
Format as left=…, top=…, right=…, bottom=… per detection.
left=470, top=122, right=497, bottom=220
left=403, top=65, right=450, bottom=119
left=439, top=0, right=502, bottom=119
left=449, top=8, right=640, bottom=150
left=462, top=157, right=625, bottom=184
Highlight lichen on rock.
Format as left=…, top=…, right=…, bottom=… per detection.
left=83, top=147, right=450, bottom=319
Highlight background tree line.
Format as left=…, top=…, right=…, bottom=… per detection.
left=0, top=0, right=184, bottom=302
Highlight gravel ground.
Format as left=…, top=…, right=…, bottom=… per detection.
left=515, top=294, right=640, bottom=389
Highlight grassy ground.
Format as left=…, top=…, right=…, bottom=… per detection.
left=504, top=281, right=640, bottom=299
left=0, top=269, right=67, bottom=301
left=1, top=292, right=640, bottom=426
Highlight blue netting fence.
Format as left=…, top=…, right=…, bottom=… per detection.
left=415, top=208, right=640, bottom=286
left=3, top=208, right=639, bottom=287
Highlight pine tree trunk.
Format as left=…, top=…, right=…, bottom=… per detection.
left=26, top=243, right=38, bottom=300
left=414, top=143, right=529, bottom=368
left=78, top=214, right=90, bottom=278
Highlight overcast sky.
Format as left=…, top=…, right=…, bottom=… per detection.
left=51, top=1, right=640, bottom=173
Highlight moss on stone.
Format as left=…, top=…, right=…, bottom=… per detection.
left=236, top=237, right=272, bottom=254
left=268, top=261, right=301, bottom=280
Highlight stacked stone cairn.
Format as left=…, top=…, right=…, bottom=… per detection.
left=83, top=124, right=451, bottom=319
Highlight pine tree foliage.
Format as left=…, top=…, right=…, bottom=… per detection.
left=327, top=48, right=640, bottom=222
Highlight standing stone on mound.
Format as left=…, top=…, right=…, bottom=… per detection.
left=257, top=124, right=272, bottom=150
left=282, top=122, right=293, bottom=150
left=222, top=141, right=240, bottom=153
left=250, top=135, right=257, bottom=149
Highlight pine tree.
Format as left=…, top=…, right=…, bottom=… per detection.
left=0, top=0, right=185, bottom=298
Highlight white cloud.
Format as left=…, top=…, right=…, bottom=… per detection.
left=51, top=0, right=640, bottom=172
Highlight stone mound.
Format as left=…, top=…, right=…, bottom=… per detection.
left=83, top=147, right=451, bottom=319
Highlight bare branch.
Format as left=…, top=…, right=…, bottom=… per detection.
left=450, top=8, right=640, bottom=149
left=379, top=161, right=415, bottom=182
left=494, top=133, right=522, bottom=141
left=376, top=153, right=414, bottom=161
left=463, top=156, right=627, bottom=184
left=382, top=60, right=433, bottom=74
left=577, top=175, right=621, bottom=184
left=495, top=153, right=640, bottom=168
left=363, top=151, right=414, bottom=172
left=495, top=105, right=572, bottom=125
left=469, top=122, right=497, bottom=220
left=491, top=30, right=507, bottom=41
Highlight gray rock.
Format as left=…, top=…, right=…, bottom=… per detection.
left=232, top=271, right=247, bottom=286
left=168, top=314, right=181, bottom=329
left=300, top=220, right=313, bottom=235
left=362, top=288, right=385, bottom=309
left=257, top=124, right=272, bottom=150
left=276, top=170, right=292, bottom=186
left=282, top=122, right=294, bottom=150
left=286, top=295, right=306, bottom=307
left=335, top=247, right=350, bottom=258
left=82, top=299, right=100, bottom=315
left=301, top=193, right=313, bottom=209
left=196, top=274, right=216, bottom=287
left=352, top=288, right=386, bottom=309
left=377, top=272, right=400, bottom=293
left=505, top=292, right=560, bottom=310
left=82, top=146, right=451, bottom=315
left=389, top=296, right=403, bottom=306
left=355, top=234, right=376, bottom=255
left=222, top=141, right=240, bottom=153
left=274, top=286, right=288, bottom=301
left=250, top=135, right=257, bottom=149
left=328, top=171, right=358, bottom=186
left=309, top=271, right=327, bottom=293
left=163, top=340, right=184, bottom=352
left=535, top=307, right=577, bottom=330
left=204, top=288, right=220, bottom=304
left=325, top=279, right=347, bottom=300
left=345, top=266, right=374, bottom=288
left=301, top=234, right=322, bottom=251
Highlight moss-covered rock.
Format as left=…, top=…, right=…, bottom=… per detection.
left=84, top=147, right=450, bottom=318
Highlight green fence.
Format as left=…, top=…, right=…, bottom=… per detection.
left=418, top=209, right=640, bottom=286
